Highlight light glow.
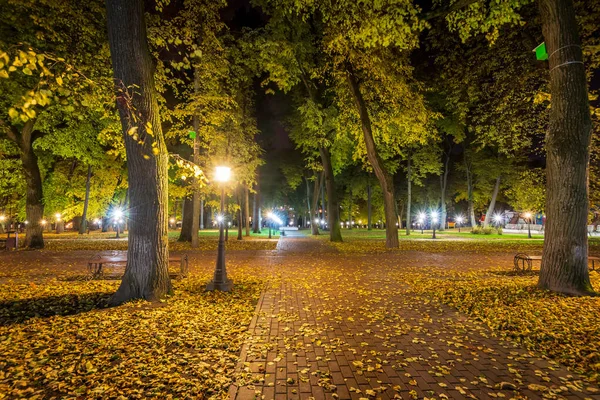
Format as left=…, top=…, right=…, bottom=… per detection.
left=455, top=215, right=465, bottom=224
left=493, top=214, right=503, bottom=223
left=55, top=213, right=61, bottom=221
left=214, top=166, right=232, bottom=183
left=0, top=215, right=5, bottom=221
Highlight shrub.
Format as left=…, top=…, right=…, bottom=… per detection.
left=482, top=227, right=494, bottom=235
left=496, top=227, right=503, bottom=235
left=471, top=226, right=482, bottom=234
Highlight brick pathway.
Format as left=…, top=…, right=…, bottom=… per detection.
left=230, top=234, right=599, bottom=400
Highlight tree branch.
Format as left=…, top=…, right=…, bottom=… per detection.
left=0, top=119, right=20, bottom=144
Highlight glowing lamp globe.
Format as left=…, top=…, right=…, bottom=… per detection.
left=214, top=166, right=231, bottom=183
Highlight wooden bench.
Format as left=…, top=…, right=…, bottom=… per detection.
left=514, top=253, right=599, bottom=272
left=87, top=254, right=188, bottom=279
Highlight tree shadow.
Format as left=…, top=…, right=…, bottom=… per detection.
left=0, top=292, right=113, bottom=326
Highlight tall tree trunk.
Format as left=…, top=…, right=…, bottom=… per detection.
left=15, top=121, right=45, bottom=248
left=244, top=185, right=250, bottom=236
left=305, top=177, right=312, bottom=229
left=348, top=188, right=353, bottom=230
left=178, top=197, right=193, bottom=241
left=538, top=0, right=594, bottom=295
left=311, top=172, right=321, bottom=235
left=252, top=184, right=261, bottom=233
left=439, top=152, right=450, bottom=231
left=106, top=0, right=171, bottom=304
left=346, top=65, right=398, bottom=248
left=237, top=187, right=243, bottom=240
left=191, top=70, right=200, bottom=248
left=79, top=165, right=92, bottom=234
left=483, top=176, right=501, bottom=228
left=406, top=157, right=412, bottom=236
left=367, top=178, right=372, bottom=230
left=200, top=199, right=204, bottom=230
left=320, top=174, right=325, bottom=224
left=320, top=147, right=342, bottom=241
left=465, top=160, right=476, bottom=227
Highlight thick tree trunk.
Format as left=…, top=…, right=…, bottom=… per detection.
left=439, top=152, right=450, bottom=231
left=106, top=0, right=172, bottom=304
left=406, top=158, right=412, bottom=236
left=538, top=0, right=594, bottom=295
left=483, top=176, right=501, bottom=228
left=311, top=172, right=321, bottom=235
left=79, top=165, right=92, bottom=234
left=244, top=185, right=250, bottom=236
left=367, top=179, right=372, bottom=230
left=320, top=147, right=342, bottom=241
left=178, top=197, right=193, bottom=241
left=346, top=65, right=398, bottom=248
left=17, top=121, right=45, bottom=248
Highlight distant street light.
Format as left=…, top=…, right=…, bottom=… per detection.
left=431, top=211, right=439, bottom=239
left=493, top=214, right=504, bottom=227
left=455, top=215, right=464, bottom=233
left=112, top=208, right=123, bottom=238
left=418, top=212, right=426, bottom=234
left=524, top=212, right=532, bottom=238
left=207, top=166, right=233, bottom=292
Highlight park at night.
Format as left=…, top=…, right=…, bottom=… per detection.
left=1, top=0, right=600, bottom=399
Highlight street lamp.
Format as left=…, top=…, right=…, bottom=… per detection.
left=493, top=214, right=503, bottom=228
left=455, top=215, right=464, bottom=233
left=207, top=166, right=233, bottom=292
left=524, top=212, right=532, bottom=238
left=268, top=211, right=274, bottom=238
left=431, top=210, right=439, bottom=239
left=418, top=212, right=426, bottom=234
left=113, top=208, right=123, bottom=238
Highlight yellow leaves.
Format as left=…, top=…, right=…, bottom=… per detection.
left=8, top=108, right=18, bottom=119
left=0, top=69, right=8, bottom=79
left=56, top=76, right=63, bottom=86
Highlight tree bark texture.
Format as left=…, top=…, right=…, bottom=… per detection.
left=106, top=0, right=171, bottom=304
left=178, top=197, right=193, bottom=241
left=320, top=147, right=342, bottom=241
left=16, top=121, right=45, bottom=248
left=483, top=176, right=501, bottom=228
left=406, top=158, right=412, bottom=236
left=538, top=0, right=594, bottom=295
left=346, top=65, right=398, bottom=248
left=79, top=165, right=92, bottom=234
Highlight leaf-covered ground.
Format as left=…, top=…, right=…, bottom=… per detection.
left=2, top=232, right=600, bottom=399
left=0, top=263, right=266, bottom=399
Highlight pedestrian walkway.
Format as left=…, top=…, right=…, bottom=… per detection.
left=230, top=234, right=598, bottom=399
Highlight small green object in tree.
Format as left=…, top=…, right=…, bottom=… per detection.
left=189, top=130, right=196, bottom=139
left=533, top=42, right=548, bottom=61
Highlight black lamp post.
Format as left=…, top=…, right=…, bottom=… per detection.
left=207, top=166, right=233, bottom=292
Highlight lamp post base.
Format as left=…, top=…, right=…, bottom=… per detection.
left=206, top=278, right=233, bottom=292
